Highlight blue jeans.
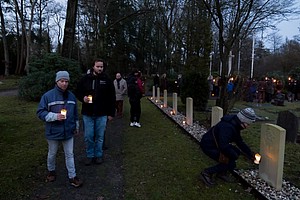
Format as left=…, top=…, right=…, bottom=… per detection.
left=82, top=115, right=107, bottom=158
left=47, top=137, right=76, bottom=179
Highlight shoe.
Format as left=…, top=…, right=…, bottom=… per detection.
left=69, top=176, right=83, bottom=188
left=94, top=157, right=103, bottom=165
left=134, top=122, right=141, bottom=128
left=84, top=158, right=93, bottom=166
left=130, top=122, right=135, bottom=127
left=199, top=171, right=215, bottom=186
left=46, top=170, right=56, bottom=182
left=216, top=172, right=234, bottom=183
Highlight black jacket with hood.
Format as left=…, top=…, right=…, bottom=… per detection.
left=75, top=70, right=116, bottom=117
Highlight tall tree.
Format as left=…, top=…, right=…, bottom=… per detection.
left=0, top=1, right=10, bottom=75
left=61, top=0, right=78, bottom=58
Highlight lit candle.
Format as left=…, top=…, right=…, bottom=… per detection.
left=61, top=109, right=67, bottom=119
left=183, top=120, right=186, bottom=125
left=88, top=95, right=93, bottom=103
left=170, top=111, right=173, bottom=115
left=160, top=105, right=163, bottom=108
left=254, top=153, right=261, bottom=164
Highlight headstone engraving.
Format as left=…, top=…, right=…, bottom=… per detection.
left=259, top=123, right=286, bottom=190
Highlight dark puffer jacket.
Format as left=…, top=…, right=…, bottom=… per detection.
left=200, top=115, right=254, bottom=160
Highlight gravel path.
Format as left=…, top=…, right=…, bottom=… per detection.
left=30, top=117, right=125, bottom=200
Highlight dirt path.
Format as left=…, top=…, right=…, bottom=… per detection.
left=31, top=117, right=125, bottom=200
left=0, top=89, right=18, bottom=96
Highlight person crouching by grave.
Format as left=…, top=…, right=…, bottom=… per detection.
left=36, top=71, right=83, bottom=188
left=199, top=107, right=257, bottom=186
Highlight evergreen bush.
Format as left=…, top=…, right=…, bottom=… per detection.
left=180, top=71, right=209, bottom=111
left=19, top=53, right=81, bottom=101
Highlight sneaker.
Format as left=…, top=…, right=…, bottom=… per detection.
left=134, top=122, right=141, bottom=128
left=69, top=176, right=83, bottom=188
left=94, top=157, right=103, bottom=165
left=46, top=170, right=56, bottom=182
left=199, top=171, right=215, bottom=186
left=84, top=157, right=93, bottom=166
left=130, top=122, right=135, bottom=127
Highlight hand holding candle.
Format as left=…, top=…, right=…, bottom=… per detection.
left=61, top=109, right=67, bottom=119
left=88, top=95, right=93, bottom=103
left=254, top=153, right=261, bottom=164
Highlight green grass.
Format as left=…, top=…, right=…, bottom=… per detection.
left=1, top=75, right=300, bottom=199
left=122, top=98, right=256, bottom=200
left=0, top=96, right=46, bottom=199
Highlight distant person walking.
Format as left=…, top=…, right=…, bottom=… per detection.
left=75, top=59, right=116, bottom=166
left=199, top=107, right=257, bottom=186
left=127, top=69, right=144, bottom=128
left=113, top=72, right=127, bottom=117
left=37, top=71, right=83, bottom=188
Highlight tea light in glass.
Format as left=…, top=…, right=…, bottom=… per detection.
left=88, top=95, right=93, bottom=103
left=254, top=153, right=261, bottom=164
left=61, top=109, right=67, bottom=119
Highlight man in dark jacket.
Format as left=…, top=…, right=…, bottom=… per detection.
left=76, top=59, right=116, bottom=165
left=199, top=107, right=257, bottom=186
left=37, top=71, right=83, bottom=188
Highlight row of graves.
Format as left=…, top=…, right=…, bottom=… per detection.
left=149, top=86, right=300, bottom=200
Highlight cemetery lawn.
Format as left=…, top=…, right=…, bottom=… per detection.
left=1, top=90, right=300, bottom=199
left=0, top=76, right=20, bottom=90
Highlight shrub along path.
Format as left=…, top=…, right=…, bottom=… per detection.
left=30, top=117, right=125, bottom=200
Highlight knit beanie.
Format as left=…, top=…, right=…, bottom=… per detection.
left=55, top=71, right=70, bottom=82
left=237, top=107, right=256, bottom=124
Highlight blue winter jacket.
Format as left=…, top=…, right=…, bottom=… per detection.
left=200, top=115, right=254, bottom=160
left=37, top=85, right=79, bottom=140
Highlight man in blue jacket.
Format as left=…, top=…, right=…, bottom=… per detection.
left=199, top=107, right=257, bottom=186
left=75, top=59, right=116, bottom=166
left=37, top=71, right=83, bottom=188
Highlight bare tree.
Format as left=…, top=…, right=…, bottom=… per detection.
left=61, top=0, right=78, bottom=58
left=13, top=0, right=38, bottom=74
left=202, top=0, right=299, bottom=113
left=0, top=2, right=10, bottom=76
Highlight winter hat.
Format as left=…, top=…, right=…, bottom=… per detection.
left=56, top=71, right=70, bottom=82
left=237, top=107, right=256, bottom=124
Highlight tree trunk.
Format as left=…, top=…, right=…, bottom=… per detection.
left=0, top=3, right=10, bottom=76
left=61, top=0, right=78, bottom=58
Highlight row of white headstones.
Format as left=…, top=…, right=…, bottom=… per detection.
left=151, top=86, right=285, bottom=191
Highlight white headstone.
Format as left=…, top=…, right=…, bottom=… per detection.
left=152, top=86, right=155, bottom=99
left=163, top=90, right=167, bottom=107
left=211, top=106, right=223, bottom=127
left=259, top=123, right=286, bottom=190
left=186, top=97, right=193, bottom=125
left=172, top=93, right=177, bottom=115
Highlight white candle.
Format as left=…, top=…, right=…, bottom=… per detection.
left=183, top=120, right=186, bottom=125
left=88, top=95, right=93, bottom=103
left=254, top=153, right=261, bottom=164
left=61, top=109, right=67, bottom=119
left=170, top=111, right=173, bottom=115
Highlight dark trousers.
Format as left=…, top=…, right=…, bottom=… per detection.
left=129, top=99, right=141, bottom=123
left=200, top=144, right=240, bottom=175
